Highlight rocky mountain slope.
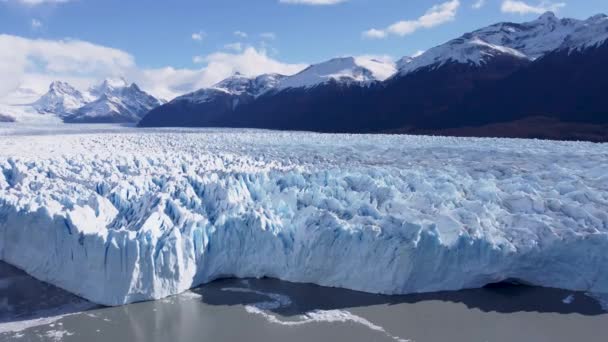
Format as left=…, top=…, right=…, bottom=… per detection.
left=138, top=12, right=608, bottom=141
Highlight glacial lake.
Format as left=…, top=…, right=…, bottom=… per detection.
left=1, top=261, right=607, bottom=342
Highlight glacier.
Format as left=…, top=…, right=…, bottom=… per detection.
left=0, top=127, right=607, bottom=306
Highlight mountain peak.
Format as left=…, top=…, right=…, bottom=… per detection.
left=538, top=11, right=557, bottom=22
left=34, top=81, right=88, bottom=116
left=276, top=56, right=384, bottom=90
left=68, top=80, right=161, bottom=123
left=102, top=77, right=129, bottom=88
left=587, top=13, right=608, bottom=22
left=397, top=12, right=608, bottom=76
left=90, top=77, right=129, bottom=97
left=30, top=77, right=161, bottom=123
left=48, top=81, right=78, bottom=94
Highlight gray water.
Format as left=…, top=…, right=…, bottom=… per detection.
left=1, top=262, right=607, bottom=342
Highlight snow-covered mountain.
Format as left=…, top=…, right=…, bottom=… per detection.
left=138, top=57, right=397, bottom=128
left=277, top=57, right=394, bottom=90
left=138, top=73, right=286, bottom=127
left=32, top=81, right=94, bottom=117
left=136, top=12, right=608, bottom=141
left=66, top=82, right=163, bottom=123
left=176, top=73, right=286, bottom=104
left=0, top=87, right=63, bottom=125
left=22, top=78, right=162, bottom=124
left=398, top=11, right=608, bottom=75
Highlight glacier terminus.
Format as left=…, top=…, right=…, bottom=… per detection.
left=0, top=128, right=607, bottom=306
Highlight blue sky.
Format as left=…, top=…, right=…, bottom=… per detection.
left=1, top=0, right=607, bottom=99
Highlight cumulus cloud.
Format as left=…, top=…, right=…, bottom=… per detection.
left=279, top=0, right=346, bottom=5
left=192, top=47, right=307, bottom=87
left=500, top=0, right=565, bottom=14
left=0, top=34, right=307, bottom=101
left=363, top=0, right=460, bottom=39
left=362, top=29, right=387, bottom=39
left=0, top=34, right=134, bottom=96
left=134, top=47, right=306, bottom=99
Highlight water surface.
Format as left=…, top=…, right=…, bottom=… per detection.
left=1, top=262, right=607, bottom=342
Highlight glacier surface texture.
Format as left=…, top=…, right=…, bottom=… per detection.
left=0, top=129, right=607, bottom=306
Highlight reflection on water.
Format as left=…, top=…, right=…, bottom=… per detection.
left=1, top=262, right=607, bottom=342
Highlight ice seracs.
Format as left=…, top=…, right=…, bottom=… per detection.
left=1, top=130, right=607, bottom=306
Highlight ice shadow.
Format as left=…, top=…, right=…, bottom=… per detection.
left=0, top=262, right=99, bottom=326
left=194, top=277, right=606, bottom=317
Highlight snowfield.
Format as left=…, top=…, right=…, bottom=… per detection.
left=0, top=127, right=607, bottom=306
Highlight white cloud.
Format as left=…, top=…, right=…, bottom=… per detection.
left=223, top=42, right=243, bottom=52
left=363, top=0, right=460, bottom=39
left=260, top=32, right=277, bottom=40
left=191, top=31, right=206, bottom=41
left=500, top=0, right=565, bottom=14
left=192, top=47, right=307, bottom=88
left=31, top=19, right=42, bottom=29
left=0, top=34, right=307, bottom=101
left=234, top=31, right=248, bottom=38
left=279, top=0, right=346, bottom=5
left=472, top=0, right=485, bottom=9
left=135, top=67, right=201, bottom=101
left=0, top=34, right=134, bottom=96
left=362, top=28, right=387, bottom=39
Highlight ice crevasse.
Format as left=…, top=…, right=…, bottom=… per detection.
left=1, top=130, right=608, bottom=306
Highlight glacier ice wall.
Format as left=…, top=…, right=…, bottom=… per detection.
left=1, top=129, right=607, bottom=306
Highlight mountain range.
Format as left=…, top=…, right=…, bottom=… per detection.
left=139, top=12, right=608, bottom=142
left=32, top=78, right=163, bottom=124
left=2, top=12, right=607, bottom=141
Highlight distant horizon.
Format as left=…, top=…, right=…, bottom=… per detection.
left=1, top=0, right=607, bottom=100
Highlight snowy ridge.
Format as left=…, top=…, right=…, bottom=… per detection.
left=32, top=82, right=93, bottom=117
left=398, top=11, right=608, bottom=75
left=69, top=83, right=162, bottom=123
left=172, top=57, right=394, bottom=104
left=174, top=73, right=286, bottom=104
left=88, top=78, right=130, bottom=98
left=3, top=78, right=162, bottom=124
left=1, top=130, right=607, bottom=306
left=277, top=57, right=394, bottom=90
left=213, top=73, right=286, bottom=96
